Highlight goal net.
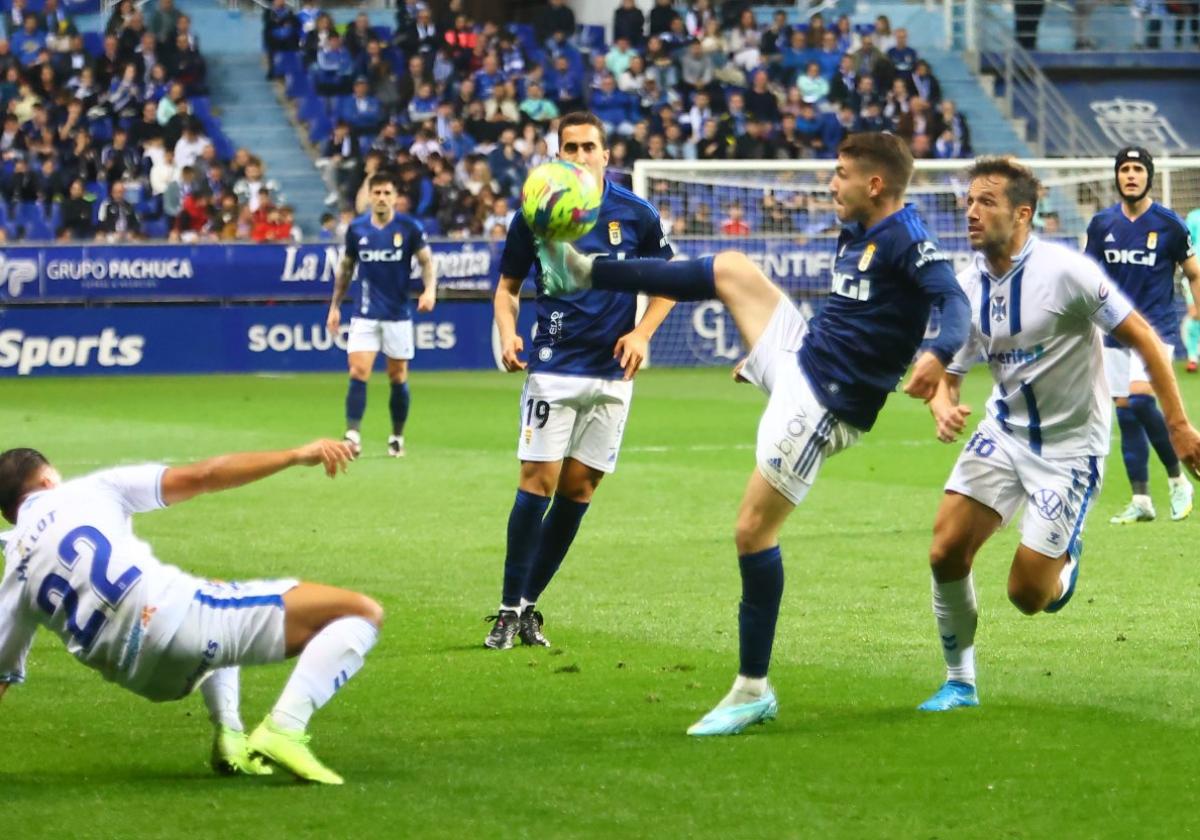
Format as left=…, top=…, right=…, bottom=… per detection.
left=633, top=157, right=1200, bottom=367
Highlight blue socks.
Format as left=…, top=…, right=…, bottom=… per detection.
left=522, top=494, right=590, bottom=604
left=501, top=490, right=551, bottom=607
left=1117, top=405, right=1150, bottom=493
left=389, top=381, right=410, bottom=436
left=1129, top=394, right=1182, bottom=477
left=345, top=378, right=367, bottom=427
left=737, top=546, right=785, bottom=679
left=591, top=255, right=717, bottom=301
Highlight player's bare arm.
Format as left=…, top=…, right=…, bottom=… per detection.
left=1182, top=253, right=1200, bottom=309
left=493, top=274, right=526, bottom=372
left=904, top=351, right=948, bottom=401
left=928, top=372, right=972, bottom=443
left=416, top=246, right=437, bottom=312
left=160, top=439, right=355, bottom=506
left=614, top=296, right=675, bottom=380
left=327, top=253, right=357, bottom=334
left=1111, top=311, right=1200, bottom=476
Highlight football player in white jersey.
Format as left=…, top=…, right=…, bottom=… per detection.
left=917, top=157, right=1200, bottom=712
left=0, top=439, right=381, bottom=785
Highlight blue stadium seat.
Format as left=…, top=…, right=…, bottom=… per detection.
left=369, top=25, right=392, bottom=42
left=24, top=216, right=53, bottom=241
left=308, top=115, right=332, bottom=145
left=82, top=31, right=104, bottom=57
left=45, top=201, right=62, bottom=230
left=142, top=217, right=170, bottom=238
left=578, top=24, right=605, bottom=55
left=419, top=216, right=441, bottom=235
left=298, top=92, right=324, bottom=124
left=14, top=201, right=43, bottom=228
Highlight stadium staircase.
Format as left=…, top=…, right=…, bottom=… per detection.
left=186, top=1, right=328, bottom=233
left=857, top=2, right=1034, bottom=157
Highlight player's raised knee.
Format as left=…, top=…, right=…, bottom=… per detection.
left=353, top=593, right=385, bottom=628
left=1006, top=580, right=1050, bottom=616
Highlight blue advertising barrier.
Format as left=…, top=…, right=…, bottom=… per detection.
left=0, top=241, right=503, bottom=302
left=0, top=302, right=537, bottom=377
left=0, top=238, right=990, bottom=303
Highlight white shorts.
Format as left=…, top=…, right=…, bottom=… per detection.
left=1103, top=342, right=1173, bottom=398
left=741, top=299, right=862, bottom=505
left=517, top=372, right=634, bottom=473
left=946, top=419, right=1103, bottom=559
left=346, top=317, right=414, bottom=360
left=144, top=579, right=298, bottom=702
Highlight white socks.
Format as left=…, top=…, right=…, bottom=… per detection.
left=201, top=667, right=244, bottom=731
left=715, top=675, right=769, bottom=709
left=270, top=617, right=379, bottom=731
left=932, top=572, right=977, bottom=685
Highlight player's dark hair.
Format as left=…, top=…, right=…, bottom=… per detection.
left=836, top=132, right=914, bottom=198
left=367, top=171, right=397, bottom=190
left=965, top=156, right=1040, bottom=215
left=0, top=448, right=49, bottom=523
left=558, top=111, right=608, bottom=149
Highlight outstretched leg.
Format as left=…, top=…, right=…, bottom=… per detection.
left=539, top=244, right=785, bottom=349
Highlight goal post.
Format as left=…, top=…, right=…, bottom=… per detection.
left=632, top=157, right=1200, bottom=367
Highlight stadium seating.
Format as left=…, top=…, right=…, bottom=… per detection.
left=0, top=0, right=275, bottom=241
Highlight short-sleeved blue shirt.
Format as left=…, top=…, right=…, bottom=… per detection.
left=1085, top=202, right=1194, bottom=347
left=500, top=181, right=673, bottom=379
left=344, top=212, right=429, bottom=321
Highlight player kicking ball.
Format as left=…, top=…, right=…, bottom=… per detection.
left=919, top=158, right=1200, bottom=712
left=0, top=440, right=382, bottom=784
left=537, top=133, right=971, bottom=734
left=328, top=171, right=438, bottom=459
left=1083, top=147, right=1200, bottom=524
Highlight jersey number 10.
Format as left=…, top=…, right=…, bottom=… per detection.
left=36, top=526, right=143, bottom=651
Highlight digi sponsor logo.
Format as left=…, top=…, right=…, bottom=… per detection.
left=0, top=328, right=144, bottom=375
left=0, top=254, right=38, bottom=298
left=1103, top=249, right=1157, bottom=267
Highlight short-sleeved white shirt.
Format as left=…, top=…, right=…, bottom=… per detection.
left=949, top=236, right=1134, bottom=458
left=0, top=466, right=197, bottom=693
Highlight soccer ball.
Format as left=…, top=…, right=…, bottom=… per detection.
left=520, top=160, right=602, bottom=242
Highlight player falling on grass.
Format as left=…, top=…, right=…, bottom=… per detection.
left=484, top=111, right=676, bottom=650
left=327, top=171, right=438, bottom=459
left=919, top=158, right=1200, bottom=712
left=0, top=440, right=381, bottom=785
left=537, top=132, right=971, bottom=734
left=1083, top=147, right=1200, bottom=524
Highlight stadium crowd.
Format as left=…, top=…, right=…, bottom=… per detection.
left=266, top=0, right=972, bottom=240
left=0, top=0, right=301, bottom=243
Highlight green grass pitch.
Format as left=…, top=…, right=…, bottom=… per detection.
left=2, top=368, right=1197, bottom=838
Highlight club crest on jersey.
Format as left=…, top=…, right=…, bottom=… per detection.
left=1146, top=231, right=1157, bottom=249
left=858, top=243, right=876, bottom=271
left=393, top=233, right=403, bottom=247
left=608, top=221, right=622, bottom=245
left=990, top=295, right=1007, bottom=322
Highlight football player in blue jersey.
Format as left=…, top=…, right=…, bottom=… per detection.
left=483, top=111, right=677, bottom=650
left=327, top=172, right=438, bottom=459
left=1084, top=147, right=1200, bottom=523
left=537, top=132, right=971, bottom=734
